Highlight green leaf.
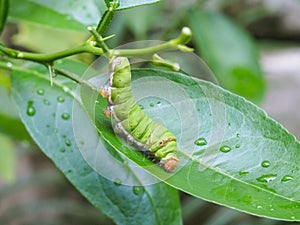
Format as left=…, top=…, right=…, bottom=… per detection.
left=105, top=0, right=160, bottom=10
left=11, top=61, right=182, bottom=225
left=123, top=3, right=162, bottom=40
left=8, top=0, right=101, bottom=31
left=188, top=10, right=265, bottom=104
left=0, top=84, right=31, bottom=141
left=0, top=133, right=16, bottom=182
left=93, top=68, right=300, bottom=221
left=0, top=0, right=9, bottom=35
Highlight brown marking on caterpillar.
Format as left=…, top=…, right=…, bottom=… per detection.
left=99, top=87, right=109, bottom=99
left=103, top=107, right=112, bottom=118
left=158, top=137, right=177, bottom=147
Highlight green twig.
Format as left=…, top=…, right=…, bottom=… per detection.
left=88, top=26, right=110, bottom=54
left=0, top=43, right=104, bottom=64
left=111, top=27, right=193, bottom=57
left=52, top=66, right=97, bottom=91
left=95, top=0, right=119, bottom=35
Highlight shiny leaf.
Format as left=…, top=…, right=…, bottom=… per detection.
left=93, top=68, right=300, bottom=221
left=11, top=61, right=182, bottom=225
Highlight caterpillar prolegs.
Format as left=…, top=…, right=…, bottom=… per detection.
left=99, top=57, right=179, bottom=172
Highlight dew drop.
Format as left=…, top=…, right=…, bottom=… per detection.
left=61, top=112, right=70, bottom=120
left=133, top=186, right=143, bottom=195
left=26, top=101, right=36, bottom=116
left=67, top=169, right=73, bottom=173
left=114, top=178, right=122, bottom=186
left=57, top=96, right=65, bottom=102
left=281, top=175, right=294, bottom=182
left=236, top=133, right=240, bottom=138
left=62, top=86, right=70, bottom=92
left=139, top=104, right=144, bottom=109
left=65, top=139, right=71, bottom=146
left=149, top=103, right=155, bottom=107
left=6, top=62, right=12, bottom=68
left=37, top=89, right=45, bottom=95
left=291, top=216, right=296, bottom=220
left=235, top=144, right=240, bottom=148
left=261, top=160, right=270, bottom=168
left=256, top=174, right=277, bottom=183
left=43, top=99, right=50, bottom=105
left=257, top=205, right=263, bottom=209
left=83, top=166, right=89, bottom=171
left=220, top=145, right=231, bottom=153
left=60, top=148, right=66, bottom=153
left=239, top=171, right=249, bottom=176
left=194, top=137, right=207, bottom=146
left=157, top=101, right=161, bottom=106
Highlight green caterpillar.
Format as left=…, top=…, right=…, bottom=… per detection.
left=99, top=57, right=179, bottom=172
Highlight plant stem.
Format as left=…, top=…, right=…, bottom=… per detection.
left=53, top=66, right=97, bottom=91
left=95, top=0, right=119, bottom=35
left=0, top=43, right=104, bottom=64
left=0, top=60, right=96, bottom=90
left=88, top=26, right=110, bottom=54
left=111, top=27, right=193, bottom=57
left=0, top=26, right=192, bottom=63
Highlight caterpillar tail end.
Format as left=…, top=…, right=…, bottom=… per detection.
left=163, top=157, right=179, bottom=172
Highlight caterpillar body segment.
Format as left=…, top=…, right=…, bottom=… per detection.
left=100, top=57, right=179, bottom=172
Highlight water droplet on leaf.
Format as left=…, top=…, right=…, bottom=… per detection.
left=26, top=101, right=36, bottom=116
left=149, top=103, right=155, bottom=107
left=6, top=62, right=12, bottom=68
left=256, top=174, right=277, bottom=183
left=236, top=133, right=240, bottom=138
left=220, top=145, right=231, bottom=153
left=62, top=86, right=70, bottom=92
left=60, top=148, right=66, bottom=153
left=133, top=186, right=143, bottom=195
left=37, top=89, right=45, bottom=95
left=239, top=171, right=249, bottom=176
left=235, top=144, right=240, bottom=148
left=281, top=175, right=294, bottom=182
left=57, top=96, right=65, bottom=102
left=139, top=104, right=144, bottom=109
left=114, top=179, right=122, bottom=186
left=261, top=160, right=270, bottom=168
left=194, top=138, right=207, bottom=146
left=61, top=113, right=70, bottom=120
left=65, top=139, right=71, bottom=146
